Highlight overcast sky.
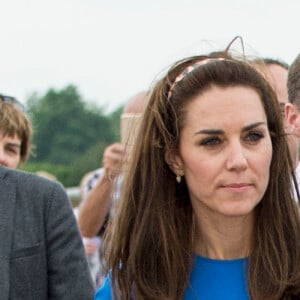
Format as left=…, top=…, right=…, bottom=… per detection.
left=1, top=0, right=300, bottom=112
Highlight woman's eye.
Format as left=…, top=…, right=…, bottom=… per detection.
left=245, top=131, right=264, bottom=143
left=200, top=136, right=221, bottom=146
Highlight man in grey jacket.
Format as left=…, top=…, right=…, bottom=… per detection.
left=0, top=166, right=94, bottom=299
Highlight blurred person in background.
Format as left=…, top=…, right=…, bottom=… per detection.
left=74, top=170, right=101, bottom=287
left=0, top=94, right=31, bottom=169
left=286, top=53, right=300, bottom=194
left=261, top=58, right=299, bottom=168
left=0, top=94, right=94, bottom=299
left=254, top=58, right=300, bottom=198
left=78, top=90, right=148, bottom=286
left=253, top=59, right=297, bottom=160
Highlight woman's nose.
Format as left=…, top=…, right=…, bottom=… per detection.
left=225, top=141, right=248, bottom=172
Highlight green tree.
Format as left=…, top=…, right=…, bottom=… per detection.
left=23, top=84, right=125, bottom=186
left=27, top=85, right=114, bottom=165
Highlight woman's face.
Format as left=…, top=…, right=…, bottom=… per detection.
left=170, top=85, right=272, bottom=219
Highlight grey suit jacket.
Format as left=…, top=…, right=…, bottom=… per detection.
left=0, top=167, right=94, bottom=299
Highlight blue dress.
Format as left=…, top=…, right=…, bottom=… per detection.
left=94, top=255, right=249, bottom=300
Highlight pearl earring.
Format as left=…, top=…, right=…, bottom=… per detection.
left=176, top=175, right=181, bottom=183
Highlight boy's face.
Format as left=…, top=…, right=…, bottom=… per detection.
left=0, top=132, right=21, bottom=169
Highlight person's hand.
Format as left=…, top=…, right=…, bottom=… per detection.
left=102, top=143, right=126, bottom=180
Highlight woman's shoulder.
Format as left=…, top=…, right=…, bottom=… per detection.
left=95, top=274, right=113, bottom=300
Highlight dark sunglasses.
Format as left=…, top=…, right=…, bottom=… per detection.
left=0, top=94, right=25, bottom=112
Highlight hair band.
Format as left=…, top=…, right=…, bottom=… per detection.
left=167, top=58, right=226, bottom=100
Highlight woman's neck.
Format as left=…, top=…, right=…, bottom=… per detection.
left=193, top=212, right=254, bottom=260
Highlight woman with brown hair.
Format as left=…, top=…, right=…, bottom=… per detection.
left=95, top=44, right=300, bottom=299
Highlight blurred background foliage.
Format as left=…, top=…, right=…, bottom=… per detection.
left=20, top=84, right=124, bottom=187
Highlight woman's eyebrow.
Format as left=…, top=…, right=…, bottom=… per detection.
left=194, top=129, right=223, bottom=136
left=194, top=122, right=267, bottom=136
left=242, top=121, right=267, bottom=132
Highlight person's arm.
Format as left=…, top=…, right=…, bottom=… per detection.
left=46, top=182, right=94, bottom=299
left=78, top=143, right=125, bottom=237
left=79, top=170, right=114, bottom=237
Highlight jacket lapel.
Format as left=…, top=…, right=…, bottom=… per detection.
left=0, top=167, right=17, bottom=299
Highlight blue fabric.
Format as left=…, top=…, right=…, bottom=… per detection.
left=94, top=256, right=249, bottom=300
left=184, top=256, right=249, bottom=300
left=95, top=275, right=112, bottom=300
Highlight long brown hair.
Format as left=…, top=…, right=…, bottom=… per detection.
left=102, top=51, right=300, bottom=299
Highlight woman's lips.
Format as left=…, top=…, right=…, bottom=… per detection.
left=221, top=183, right=253, bottom=192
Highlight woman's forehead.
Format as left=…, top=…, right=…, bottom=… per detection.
left=181, top=86, right=267, bottom=129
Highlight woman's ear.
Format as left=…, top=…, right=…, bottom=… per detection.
left=165, top=149, right=184, bottom=176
